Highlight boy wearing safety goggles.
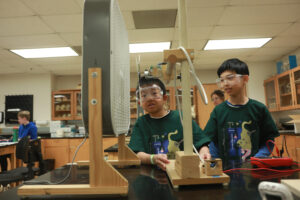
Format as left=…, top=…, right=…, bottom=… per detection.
left=128, top=76, right=211, bottom=171
left=205, top=58, right=279, bottom=169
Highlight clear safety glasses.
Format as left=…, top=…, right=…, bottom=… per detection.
left=216, top=74, right=244, bottom=88
left=136, top=85, right=163, bottom=102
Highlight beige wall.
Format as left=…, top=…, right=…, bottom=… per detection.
left=53, top=75, right=81, bottom=91
left=0, top=73, right=52, bottom=126
left=0, top=61, right=276, bottom=126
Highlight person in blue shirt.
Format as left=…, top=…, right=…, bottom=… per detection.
left=17, top=111, right=37, bottom=140
left=0, top=111, right=37, bottom=172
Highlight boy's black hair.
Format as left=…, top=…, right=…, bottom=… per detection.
left=217, top=58, right=249, bottom=77
left=211, top=90, right=225, bottom=99
left=136, top=76, right=166, bottom=96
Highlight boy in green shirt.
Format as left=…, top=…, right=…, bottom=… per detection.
left=205, top=58, right=279, bottom=169
left=129, top=76, right=211, bottom=171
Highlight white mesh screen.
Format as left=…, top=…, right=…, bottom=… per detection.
left=110, top=0, right=130, bottom=135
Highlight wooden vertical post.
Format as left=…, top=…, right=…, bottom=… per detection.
left=88, top=68, right=104, bottom=186
left=178, top=0, right=193, bottom=155
left=118, top=134, right=126, bottom=160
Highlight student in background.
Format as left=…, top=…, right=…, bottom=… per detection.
left=129, top=76, right=211, bottom=171
left=18, top=111, right=37, bottom=140
left=204, top=58, right=279, bottom=169
left=211, top=90, right=225, bottom=106
left=209, top=90, right=225, bottom=160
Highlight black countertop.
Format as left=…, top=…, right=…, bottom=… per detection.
left=1, top=163, right=300, bottom=200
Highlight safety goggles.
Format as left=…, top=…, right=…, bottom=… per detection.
left=216, top=74, right=244, bottom=88
left=136, top=85, right=163, bottom=102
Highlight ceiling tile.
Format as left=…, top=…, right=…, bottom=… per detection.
left=251, top=47, right=296, bottom=57
left=0, top=16, right=53, bottom=36
left=59, top=33, right=82, bottom=46
left=23, top=0, right=82, bottom=15
left=128, top=28, right=174, bottom=43
left=0, top=34, right=67, bottom=49
left=118, top=0, right=177, bottom=11
left=174, top=26, right=213, bottom=40
left=210, top=23, right=291, bottom=39
left=187, top=0, right=231, bottom=7
left=279, top=23, right=300, bottom=36
left=41, top=64, right=81, bottom=75
left=122, top=11, right=135, bottom=30
left=0, top=65, right=25, bottom=74
left=245, top=54, right=280, bottom=62
left=187, top=7, right=225, bottom=27
left=264, top=36, right=300, bottom=47
left=219, top=4, right=300, bottom=25
left=41, top=14, right=82, bottom=33
left=230, top=0, right=300, bottom=5
left=0, top=0, right=34, bottom=18
left=75, top=0, right=84, bottom=9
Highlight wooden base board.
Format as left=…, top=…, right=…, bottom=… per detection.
left=18, top=184, right=128, bottom=196
left=281, top=179, right=300, bottom=197
left=166, top=160, right=230, bottom=187
left=77, top=160, right=141, bottom=166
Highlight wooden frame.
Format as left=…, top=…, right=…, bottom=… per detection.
left=277, top=70, right=294, bottom=111
left=291, top=66, right=300, bottom=109
left=51, top=91, right=74, bottom=121
left=264, top=76, right=280, bottom=112
left=73, top=90, right=82, bottom=120
left=19, top=68, right=134, bottom=196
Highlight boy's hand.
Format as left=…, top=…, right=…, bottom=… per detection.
left=153, top=154, right=170, bottom=171
left=199, top=146, right=211, bottom=160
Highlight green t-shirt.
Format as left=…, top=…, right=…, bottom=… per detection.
left=204, top=99, right=279, bottom=166
left=128, top=110, right=210, bottom=158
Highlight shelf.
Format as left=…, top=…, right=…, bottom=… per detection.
left=280, top=93, right=292, bottom=97
left=55, top=101, right=71, bottom=104
left=55, top=110, right=71, bottom=112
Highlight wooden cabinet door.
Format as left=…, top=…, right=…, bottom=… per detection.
left=277, top=71, right=294, bottom=111
left=196, top=84, right=219, bottom=129
left=43, top=139, right=69, bottom=169
left=264, top=76, right=280, bottom=112
left=69, top=138, right=89, bottom=162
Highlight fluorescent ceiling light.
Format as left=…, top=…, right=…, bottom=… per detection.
left=10, top=47, right=78, bottom=58
left=204, top=38, right=272, bottom=50
left=129, top=42, right=171, bottom=53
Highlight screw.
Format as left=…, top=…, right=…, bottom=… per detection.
left=92, top=72, right=98, bottom=78
left=91, top=99, right=97, bottom=105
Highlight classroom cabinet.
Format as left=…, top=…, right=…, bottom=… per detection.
left=264, top=77, right=279, bottom=112
left=264, top=65, right=300, bottom=112
left=41, top=137, right=118, bottom=169
left=51, top=89, right=81, bottom=120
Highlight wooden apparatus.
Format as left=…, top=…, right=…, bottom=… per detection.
left=165, top=0, right=229, bottom=187
left=18, top=68, right=139, bottom=196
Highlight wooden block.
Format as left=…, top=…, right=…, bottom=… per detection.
left=18, top=184, right=128, bottom=196
left=166, top=160, right=230, bottom=187
left=76, top=160, right=141, bottom=166
left=281, top=180, right=300, bottom=197
left=163, top=49, right=194, bottom=63
left=175, top=151, right=200, bottom=178
left=204, top=159, right=223, bottom=176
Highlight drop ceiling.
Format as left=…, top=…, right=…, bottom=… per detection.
left=0, top=0, right=299, bottom=75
